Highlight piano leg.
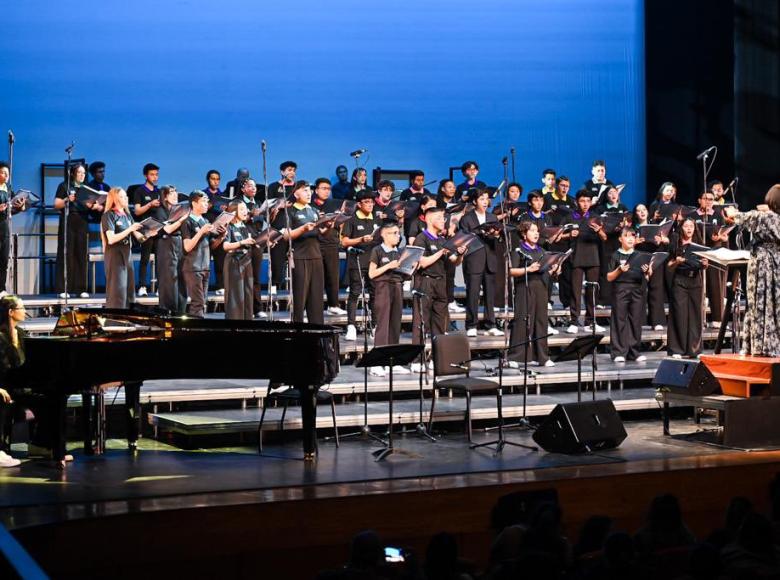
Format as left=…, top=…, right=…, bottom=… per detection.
left=298, top=384, right=318, bottom=461
left=82, top=392, right=95, bottom=455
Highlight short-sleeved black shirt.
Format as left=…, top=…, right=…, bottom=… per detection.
left=181, top=214, right=211, bottom=271
left=609, top=250, right=645, bottom=285
left=101, top=210, right=135, bottom=246
left=369, top=245, right=403, bottom=284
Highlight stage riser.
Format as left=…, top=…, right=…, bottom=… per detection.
left=13, top=454, right=780, bottom=579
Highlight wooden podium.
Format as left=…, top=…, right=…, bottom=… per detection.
left=699, top=353, right=780, bottom=397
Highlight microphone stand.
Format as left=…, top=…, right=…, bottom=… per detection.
left=699, top=147, right=716, bottom=339
left=399, top=290, right=436, bottom=441
left=261, top=141, right=274, bottom=320
left=336, top=247, right=386, bottom=444
left=6, top=131, right=14, bottom=293
left=62, top=143, right=74, bottom=308
left=282, top=181, right=295, bottom=319
left=510, top=147, right=516, bottom=183
left=590, top=280, right=599, bottom=400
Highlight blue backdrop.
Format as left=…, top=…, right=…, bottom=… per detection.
left=1, top=0, right=645, bottom=205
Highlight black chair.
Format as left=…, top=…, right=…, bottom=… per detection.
left=430, top=334, right=501, bottom=443
left=258, top=385, right=339, bottom=453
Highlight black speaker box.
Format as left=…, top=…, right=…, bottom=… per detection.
left=652, top=359, right=721, bottom=396
left=724, top=398, right=780, bottom=448
left=532, top=399, right=627, bottom=454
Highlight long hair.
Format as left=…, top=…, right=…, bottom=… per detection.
left=101, top=188, right=128, bottom=251
left=0, top=295, right=22, bottom=341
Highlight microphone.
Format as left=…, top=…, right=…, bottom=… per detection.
left=411, top=289, right=427, bottom=298
left=510, top=147, right=516, bottom=155
left=8, top=130, right=14, bottom=144
left=349, top=148, right=367, bottom=158
left=65, top=141, right=75, bottom=155
left=696, top=146, right=716, bottom=161
left=502, top=156, right=508, bottom=165
left=347, top=247, right=365, bottom=254
left=261, top=140, right=267, bottom=152
left=515, top=247, right=534, bottom=262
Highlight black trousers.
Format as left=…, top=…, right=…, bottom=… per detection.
left=611, top=283, right=645, bottom=360
left=183, top=269, right=209, bottom=318
left=412, top=275, right=449, bottom=345
left=105, top=242, right=135, bottom=308
left=598, top=235, right=620, bottom=305
left=706, top=266, right=727, bottom=322
left=212, top=244, right=226, bottom=290
left=0, top=391, right=67, bottom=457
left=549, top=242, right=572, bottom=308
left=494, top=239, right=509, bottom=309
left=270, top=241, right=288, bottom=290
left=668, top=271, right=703, bottom=357
left=224, top=252, right=253, bottom=320
left=347, top=263, right=373, bottom=327
left=445, top=259, right=456, bottom=304
left=292, top=258, right=324, bottom=325
left=509, top=278, right=549, bottom=364
left=647, top=266, right=668, bottom=327
left=137, top=237, right=156, bottom=290
left=156, top=236, right=186, bottom=314
left=465, top=269, right=496, bottom=330
left=56, top=212, right=89, bottom=294
left=251, top=245, right=264, bottom=316
left=373, top=281, right=402, bottom=346
left=321, top=245, right=341, bottom=308
left=570, top=265, right=599, bottom=325
left=0, top=220, right=9, bottom=293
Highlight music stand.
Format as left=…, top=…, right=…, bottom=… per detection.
left=356, top=344, right=423, bottom=461
left=554, top=335, right=604, bottom=402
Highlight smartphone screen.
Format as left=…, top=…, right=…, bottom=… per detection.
left=384, top=547, right=404, bottom=563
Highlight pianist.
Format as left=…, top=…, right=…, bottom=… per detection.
left=0, top=296, right=70, bottom=467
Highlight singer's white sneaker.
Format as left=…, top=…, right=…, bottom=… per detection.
left=370, top=366, right=387, bottom=377
left=505, top=360, right=520, bottom=369
left=327, top=306, right=347, bottom=316
left=58, top=292, right=70, bottom=299
left=653, top=324, right=664, bottom=331
left=137, top=286, right=148, bottom=297
left=448, top=301, right=465, bottom=313
left=410, top=363, right=425, bottom=373
left=566, top=324, right=580, bottom=334
left=635, top=355, right=647, bottom=362
left=485, top=327, right=504, bottom=337
left=466, top=328, right=478, bottom=337
left=0, top=451, right=20, bottom=468
left=345, top=324, right=357, bottom=341
left=543, top=360, right=556, bottom=367
left=215, top=288, right=225, bottom=296
left=613, top=356, right=626, bottom=363
left=588, top=323, right=606, bottom=333
left=391, top=365, right=411, bottom=375
left=547, top=326, right=559, bottom=335
left=79, top=292, right=90, bottom=299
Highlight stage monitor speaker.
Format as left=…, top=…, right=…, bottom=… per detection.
left=532, top=399, right=627, bottom=454
left=652, top=359, right=721, bottom=396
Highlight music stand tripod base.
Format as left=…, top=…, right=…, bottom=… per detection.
left=357, top=344, right=424, bottom=462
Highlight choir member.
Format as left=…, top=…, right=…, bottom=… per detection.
left=223, top=200, right=256, bottom=320
left=101, top=187, right=151, bottom=308
left=368, top=222, right=409, bottom=377
left=181, top=191, right=218, bottom=318
left=312, top=178, right=346, bottom=316
left=331, top=165, right=351, bottom=200
left=237, top=178, right=268, bottom=317
left=435, top=180, right=463, bottom=313
left=411, top=207, right=465, bottom=372
left=55, top=163, right=91, bottom=298
left=132, top=163, right=160, bottom=297
left=520, top=190, right=551, bottom=231
left=87, top=161, right=110, bottom=192
left=493, top=182, right=524, bottom=310
left=667, top=217, right=708, bottom=358
left=566, top=189, right=608, bottom=334
left=606, top=228, right=650, bottom=362
left=400, top=170, right=431, bottom=203
left=582, top=159, right=614, bottom=200
left=346, top=167, right=373, bottom=201
left=266, top=161, right=297, bottom=292
left=407, top=194, right=438, bottom=245
left=0, top=162, right=26, bottom=294
left=204, top=169, right=227, bottom=294
left=633, top=203, right=669, bottom=330
left=0, top=296, right=69, bottom=467
left=595, top=185, right=629, bottom=305
left=455, top=161, right=487, bottom=200
left=223, top=167, right=249, bottom=200
left=649, top=181, right=678, bottom=222
left=508, top=221, right=557, bottom=368
left=373, top=180, right=395, bottom=221
left=277, top=181, right=326, bottom=325
left=341, top=190, right=381, bottom=341
left=543, top=174, right=575, bottom=212
left=709, top=179, right=726, bottom=205
left=694, top=189, right=729, bottom=327
left=459, top=188, right=503, bottom=337
left=536, top=169, right=558, bottom=207
left=153, top=185, right=189, bottom=314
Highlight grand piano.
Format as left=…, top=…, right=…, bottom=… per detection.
left=16, top=307, right=341, bottom=461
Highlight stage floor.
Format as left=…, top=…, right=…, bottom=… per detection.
left=0, top=415, right=753, bottom=531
